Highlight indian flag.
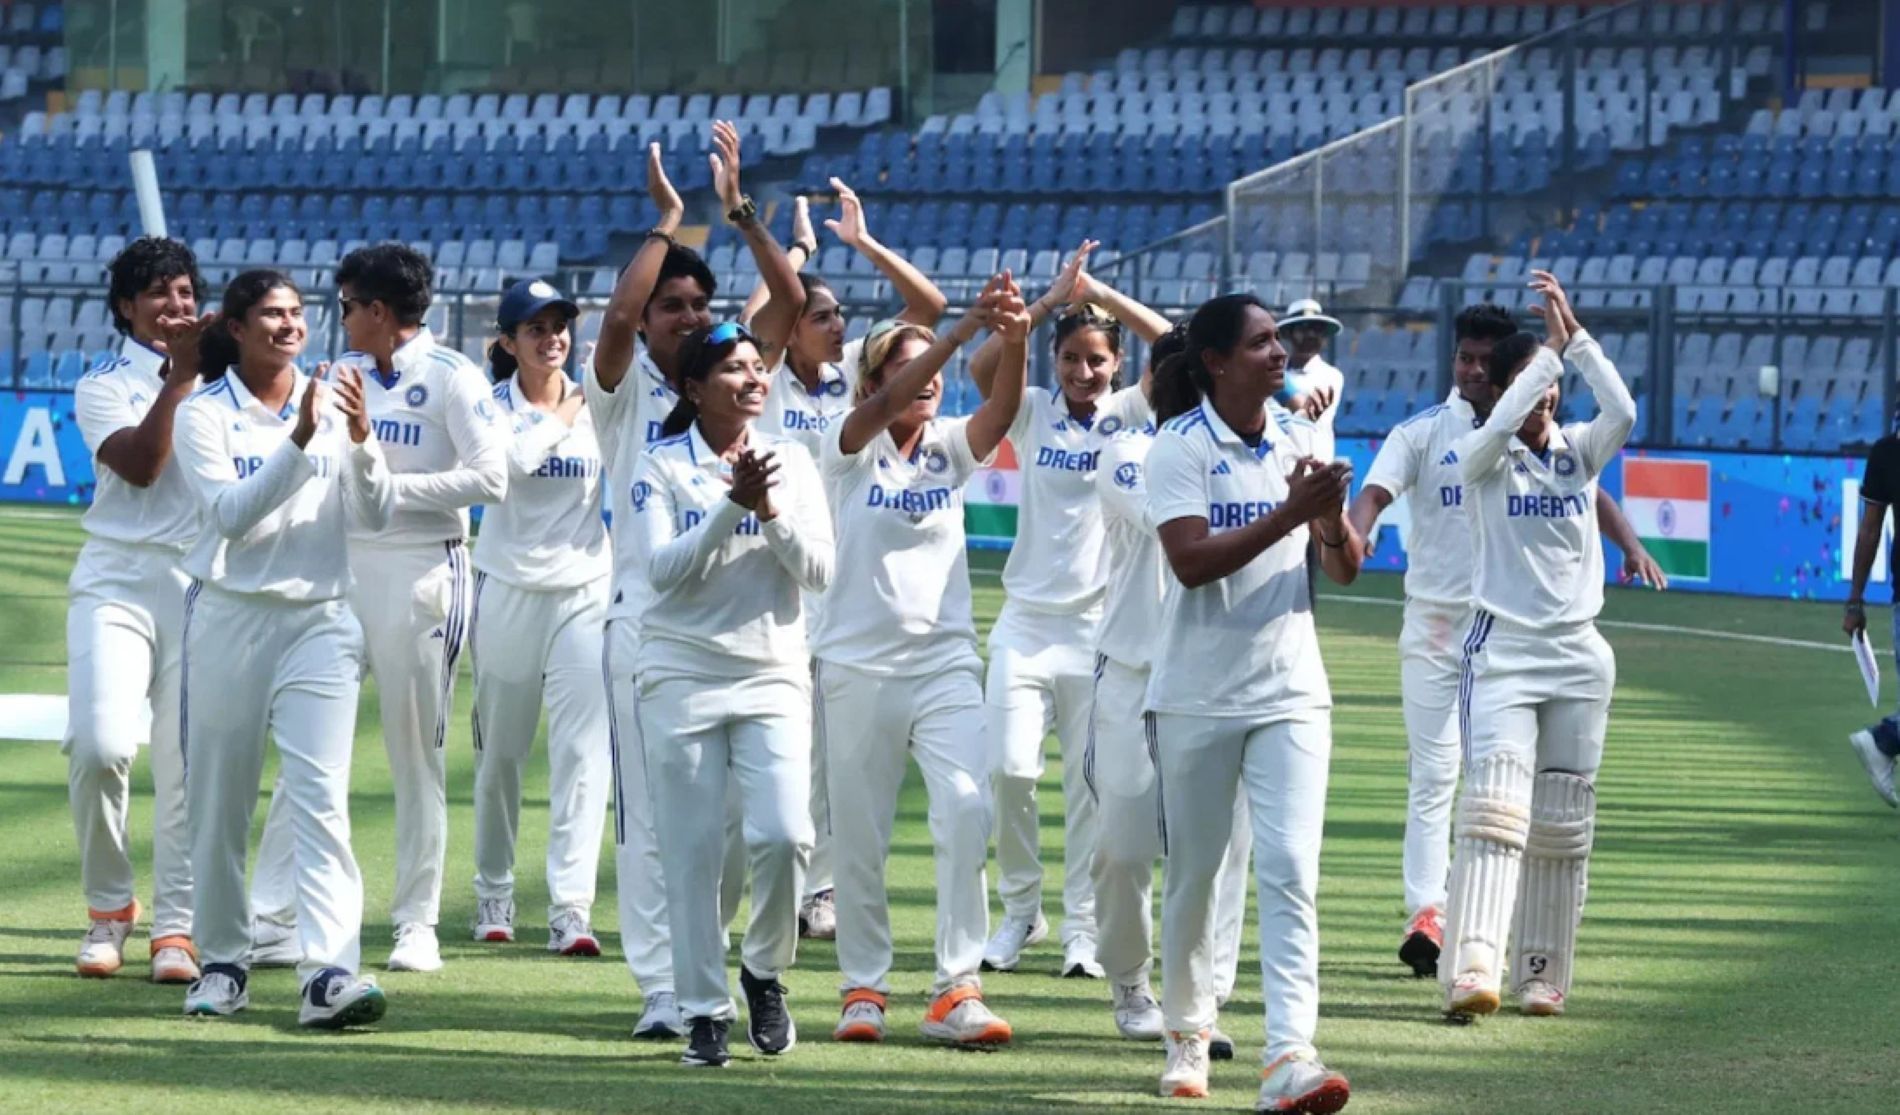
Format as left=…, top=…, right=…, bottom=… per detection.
left=965, top=439, right=1020, bottom=545
left=1622, top=458, right=1710, bottom=580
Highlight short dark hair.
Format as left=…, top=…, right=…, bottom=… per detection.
left=1484, top=331, right=1543, bottom=390
left=1455, top=302, right=1518, bottom=346
left=336, top=242, right=434, bottom=325
left=106, top=237, right=205, bottom=336
left=654, top=244, right=718, bottom=303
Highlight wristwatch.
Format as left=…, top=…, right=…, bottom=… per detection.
left=643, top=228, right=677, bottom=247
left=727, top=195, right=758, bottom=225
left=790, top=238, right=817, bottom=258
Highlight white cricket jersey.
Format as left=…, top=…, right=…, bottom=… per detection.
left=1093, top=424, right=1166, bottom=672
left=760, top=338, right=862, bottom=458
left=812, top=414, right=991, bottom=675
left=1000, top=384, right=1153, bottom=615
left=583, top=344, right=678, bottom=626
left=630, top=423, right=833, bottom=680
left=1362, top=392, right=1486, bottom=608
left=172, top=370, right=395, bottom=601
left=72, top=338, right=201, bottom=550
left=1293, top=354, right=1345, bottom=461
left=1143, top=401, right=1330, bottom=718
left=335, top=327, right=507, bottom=547
left=1457, top=331, right=1637, bottom=629
left=470, top=377, right=610, bottom=591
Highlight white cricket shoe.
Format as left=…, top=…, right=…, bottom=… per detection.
left=387, top=922, right=443, bottom=972
left=75, top=906, right=137, bottom=978
left=981, top=911, right=1048, bottom=972
left=547, top=909, right=600, bottom=957
left=920, top=984, right=1012, bottom=1045
left=1111, top=981, right=1164, bottom=1041
left=299, top=967, right=387, bottom=1029
left=833, top=990, right=887, bottom=1043
left=151, top=940, right=201, bottom=984
left=1062, top=938, right=1105, bottom=979
left=632, top=990, right=684, bottom=1040
left=1849, top=730, right=1899, bottom=808
left=183, top=965, right=249, bottom=1017
left=1518, top=978, right=1566, bottom=1017
left=1256, top=1050, right=1350, bottom=1113
left=1445, top=969, right=1501, bottom=1018
left=248, top=917, right=302, bottom=968
left=473, top=897, right=515, bottom=942
left=1160, top=1030, right=1211, bottom=1098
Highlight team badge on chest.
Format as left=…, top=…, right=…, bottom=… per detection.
left=405, top=384, right=429, bottom=407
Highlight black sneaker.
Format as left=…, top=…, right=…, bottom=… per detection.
left=740, top=966, right=796, bottom=1055
left=680, top=1016, right=731, bottom=1067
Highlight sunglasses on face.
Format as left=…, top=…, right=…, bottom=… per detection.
left=707, top=321, right=757, bottom=346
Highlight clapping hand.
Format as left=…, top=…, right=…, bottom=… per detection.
left=1043, top=239, right=1099, bottom=310
left=646, top=142, right=683, bottom=229
left=1283, top=457, right=1352, bottom=524
left=825, top=178, right=869, bottom=248
left=710, top=120, right=746, bottom=217
left=1528, top=270, right=1575, bottom=352
left=291, top=362, right=328, bottom=448
left=990, top=272, right=1031, bottom=344
left=332, top=364, right=372, bottom=444
left=951, top=273, right=1014, bottom=344
left=159, top=312, right=216, bottom=384
left=728, top=447, right=782, bottom=520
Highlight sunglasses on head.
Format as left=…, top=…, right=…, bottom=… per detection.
left=706, top=321, right=756, bottom=346
left=1058, top=302, right=1119, bottom=327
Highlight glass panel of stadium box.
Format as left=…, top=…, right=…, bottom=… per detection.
left=0, top=0, right=1889, bottom=453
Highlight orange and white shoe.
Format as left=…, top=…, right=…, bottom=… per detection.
left=1518, top=978, right=1566, bottom=1017
left=1160, top=1030, right=1211, bottom=1098
left=1256, top=1050, right=1350, bottom=1113
left=833, top=989, right=888, bottom=1043
left=919, top=983, right=1011, bottom=1046
left=76, top=900, right=139, bottom=978
left=150, top=935, right=200, bottom=984
left=1445, top=969, right=1501, bottom=1019
left=1398, top=906, right=1444, bottom=978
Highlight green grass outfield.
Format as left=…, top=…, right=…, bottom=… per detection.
left=1, top=505, right=1896, bottom=1113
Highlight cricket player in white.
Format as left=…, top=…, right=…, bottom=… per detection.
left=961, top=243, right=1174, bottom=978
left=1144, top=294, right=1358, bottom=1111
left=468, top=279, right=611, bottom=956
left=744, top=178, right=946, bottom=941
left=588, top=129, right=806, bottom=1039
left=65, top=239, right=205, bottom=984
left=1085, top=326, right=1253, bottom=1057
left=1348, top=304, right=1664, bottom=979
left=248, top=243, right=508, bottom=975
left=167, top=271, right=394, bottom=1028
left=817, top=275, right=1026, bottom=1047
left=1441, top=272, right=1634, bottom=1020
left=1278, top=299, right=1345, bottom=461
left=632, top=321, right=833, bottom=1068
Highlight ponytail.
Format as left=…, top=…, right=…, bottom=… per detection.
left=1153, top=292, right=1270, bottom=424
left=659, top=396, right=697, bottom=438
left=1152, top=350, right=1211, bottom=424
left=198, top=324, right=238, bottom=383
left=486, top=336, right=519, bottom=382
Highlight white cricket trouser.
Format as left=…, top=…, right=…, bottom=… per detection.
left=1154, top=708, right=1333, bottom=1064
left=1443, top=614, right=1612, bottom=993
left=606, top=618, right=672, bottom=995
left=641, top=671, right=812, bottom=1021
left=821, top=659, right=992, bottom=995
left=253, top=539, right=471, bottom=929
left=64, top=540, right=193, bottom=937
left=1399, top=598, right=1471, bottom=916
left=804, top=655, right=833, bottom=901
left=470, top=573, right=612, bottom=920
left=184, top=584, right=367, bottom=979
left=988, top=601, right=1099, bottom=947
left=1087, top=656, right=1249, bottom=995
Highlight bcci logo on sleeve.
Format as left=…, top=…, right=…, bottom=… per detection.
left=474, top=399, right=496, bottom=424
left=1114, top=462, right=1141, bottom=490
left=923, top=448, right=950, bottom=475
left=405, top=384, right=429, bottom=407
left=630, top=481, right=652, bottom=511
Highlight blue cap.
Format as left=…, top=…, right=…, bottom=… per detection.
left=496, top=278, right=578, bottom=331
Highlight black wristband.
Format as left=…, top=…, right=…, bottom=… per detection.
left=644, top=228, right=677, bottom=247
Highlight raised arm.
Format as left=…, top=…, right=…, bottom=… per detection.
left=595, top=144, right=683, bottom=392
left=970, top=240, right=1095, bottom=399
left=88, top=314, right=209, bottom=487
left=713, top=120, right=805, bottom=359
left=826, top=177, right=947, bottom=328
left=965, top=274, right=1030, bottom=462
left=741, top=196, right=814, bottom=344
left=837, top=276, right=1005, bottom=456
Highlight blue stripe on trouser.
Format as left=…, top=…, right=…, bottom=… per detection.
left=1144, top=710, right=1166, bottom=856
left=434, top=541, right=469, bottom=749
left=469, top=570, right=486, bottom=753
left=179, top=579, right=202, bottom=780
left=1458, top=609, right=1495, bottom=767
left=603, top=624, right=626, bottom=846
left=1083, top=653, right=1107, bottom=803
